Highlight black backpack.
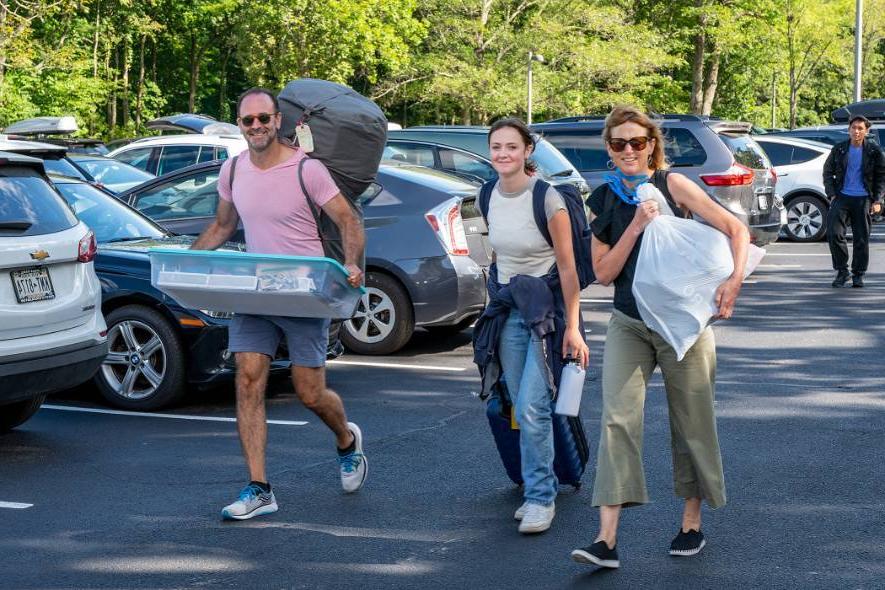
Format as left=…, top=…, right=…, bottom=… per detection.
left=478, top=180, right=595, bottom=288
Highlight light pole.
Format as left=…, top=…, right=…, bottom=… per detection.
left=527, top=50, right=546, bottom=125
left=854, top=0, right=863, bottom=102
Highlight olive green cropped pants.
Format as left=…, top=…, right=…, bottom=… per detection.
left=591, top=310, right=726, bottom=509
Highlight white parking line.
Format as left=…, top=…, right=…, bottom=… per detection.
left=756, top=264, right=802, bottom=268
left=0, top=501, right=33, bottom=509
left=41, top=405, right=307, bottom=425
left=581, top=298, right=613, bottom=303
left=328, top=360, right=465, bottom=372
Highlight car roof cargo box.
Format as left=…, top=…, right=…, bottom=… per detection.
left=146, top=114, right=240, bottom=135
left=277, top=79, right=387, bottom=201
left=3, top=116, right=78, bottom=136
left=832, top=100, right=885, bottom=123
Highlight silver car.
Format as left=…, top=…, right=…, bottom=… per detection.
left=532, top=115, right=784, bottom=245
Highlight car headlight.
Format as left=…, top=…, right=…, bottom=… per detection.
left=200, top=309, right=234, bottom=319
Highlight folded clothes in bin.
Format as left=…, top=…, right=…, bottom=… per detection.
left=148, top=248, right=363, bottom=319
left=256, top=266, right=316, bottom=293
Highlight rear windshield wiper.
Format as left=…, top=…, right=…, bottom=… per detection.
left=103, top=236, right=159, bottom=243
left=0, top=220, right=32, bottom=230
left=549, top=169, right=575, bottom=177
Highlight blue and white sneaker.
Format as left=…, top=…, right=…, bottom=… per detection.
left=221, top=483, right=278, bottom=520
left=338, top=422, right=368, bottom=493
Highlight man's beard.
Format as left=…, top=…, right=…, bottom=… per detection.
left=248, top=131, right=275, bottom=152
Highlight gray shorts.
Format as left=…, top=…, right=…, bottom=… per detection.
left=229, top=314, right=330, bottom=367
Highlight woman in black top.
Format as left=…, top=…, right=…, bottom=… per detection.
left=570, top=106, right=749, bottom=569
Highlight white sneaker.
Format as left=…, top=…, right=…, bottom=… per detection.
left=514, top=501, right=532, bottom=520
left=338, top=422, right=368, bottom=493
left=518, top=502, right=555, bottom=534
left=221, top=483, right=278, bottom=520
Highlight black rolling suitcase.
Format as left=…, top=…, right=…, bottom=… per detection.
left=486, top=381, right=590, bottom=488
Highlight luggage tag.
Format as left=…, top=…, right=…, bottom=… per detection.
left=510, top=406, right=519, bottom=430
left=295, top=122, right=314, bottom=153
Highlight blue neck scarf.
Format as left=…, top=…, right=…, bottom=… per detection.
left=604, top=169, right=650, bottom=205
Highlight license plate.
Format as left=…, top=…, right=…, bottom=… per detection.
left=757, top=194, right=769, bottom=209
left=11, top=266, right=55, bottom=304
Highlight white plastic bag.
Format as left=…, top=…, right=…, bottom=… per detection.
left=632, top=184, right=765, bottom=360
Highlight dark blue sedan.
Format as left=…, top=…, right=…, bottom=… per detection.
left=50, top=175, right=291, bottom=410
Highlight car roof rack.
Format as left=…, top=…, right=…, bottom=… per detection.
left=541, top=114, right=712, bottom=124
left=401, top=125, right=490, bottom=131
left=146, top=113, right=239, bottom=135
left=832, top=99, right=885, bottom=123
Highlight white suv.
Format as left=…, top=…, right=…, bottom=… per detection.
left=108, top=133, right=247, bottom=177
left=0, top=152, right=108, bottom=431
left=754, top=136, right=830, bottom=242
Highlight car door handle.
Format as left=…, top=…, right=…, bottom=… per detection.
left=777, top=172, right=789, bottom=177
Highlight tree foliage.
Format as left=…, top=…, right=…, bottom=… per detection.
left=0, top=0, right=879, bottom=137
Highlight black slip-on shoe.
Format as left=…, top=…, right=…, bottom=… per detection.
left=852, top=274, right=865, bottom=288
left=571, top=541, right=619, bottom=568
left=832, top=271, right=850, bottom=288
left=669, top=529, right=706, bottom=556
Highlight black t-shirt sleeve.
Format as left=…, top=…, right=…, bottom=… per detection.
left=587, top=185, right=613, bottom=245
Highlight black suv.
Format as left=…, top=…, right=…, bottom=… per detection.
left=531, top=115, right=784, bottom=246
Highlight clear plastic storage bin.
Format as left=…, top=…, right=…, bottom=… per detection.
left=149, top=248, right=364, bottom=319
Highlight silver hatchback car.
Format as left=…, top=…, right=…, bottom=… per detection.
left=532, top=115, right=784, bottom=245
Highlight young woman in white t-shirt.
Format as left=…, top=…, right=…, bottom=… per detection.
left=484, top=118, right=589, bottom=534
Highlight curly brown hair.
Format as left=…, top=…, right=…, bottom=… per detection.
left=603, top=106, right=668, bottom=170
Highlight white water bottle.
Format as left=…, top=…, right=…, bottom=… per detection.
left=554, top=358, right=586, bottom=417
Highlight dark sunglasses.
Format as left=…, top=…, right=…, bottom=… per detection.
left=239, top=112, right=277, bottom=126
left=607, top=136, right=651, bottom=152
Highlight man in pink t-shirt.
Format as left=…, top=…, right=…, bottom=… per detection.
left=191, top=88, right=368, bottom=521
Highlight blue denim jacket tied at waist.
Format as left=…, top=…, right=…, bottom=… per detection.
left=472, top=265, right=584, bottom=400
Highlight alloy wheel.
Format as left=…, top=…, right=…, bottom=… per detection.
left=101, top=319, right=167, bottom=400
left=346, top=287, right=396, bottom=344
left=786, top=200, right=824, bottom=241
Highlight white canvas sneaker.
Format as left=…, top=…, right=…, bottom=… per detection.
left=518, top=502, right=555, bottom=534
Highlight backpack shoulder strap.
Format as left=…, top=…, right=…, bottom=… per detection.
left=531, top=179, right=554, bottom=247
left=228, top=155, right=239, bottom=192
left=478, top=180, right=496, bottom=223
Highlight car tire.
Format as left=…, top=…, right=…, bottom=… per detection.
left=0, top=395, right=46, bottom=433
left=95, top=305, right=187, bottom=410
left=784, top=195, right=828, bottom=242
left=341, top=272, right=414, bottom=355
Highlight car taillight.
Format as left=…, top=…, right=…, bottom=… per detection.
left=78, top=230, right=97, bottom=262
left=425, top=197, right=470, bottom=256
left=699, top=163, right=755, bottom=186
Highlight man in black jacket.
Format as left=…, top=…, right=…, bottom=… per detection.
left=823, top=115, right=885, bottom=287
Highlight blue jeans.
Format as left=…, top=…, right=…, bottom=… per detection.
left=498, top=308, right=557, bottom=506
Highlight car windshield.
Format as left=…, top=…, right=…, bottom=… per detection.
left=75, top=158, right=155, bottom=185
left=532, top=140, right=577, bottom=177
left=52, top=181, right=166, bottom=243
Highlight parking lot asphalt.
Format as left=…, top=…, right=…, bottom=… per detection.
left=3, top=232, right=885, bottom=589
